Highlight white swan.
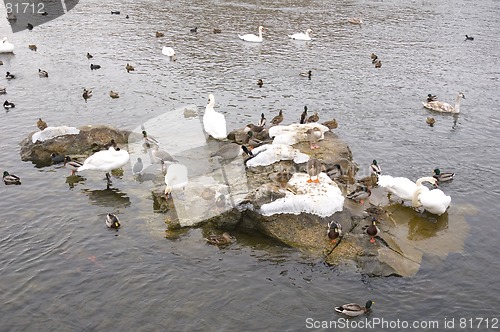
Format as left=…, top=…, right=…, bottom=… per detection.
left=164, top=163, right=188, bottom=199
left=78, top=147, right=130, bottom=183
left=31, top=126, right=80, bottom=143
left=203, top=93, right=227, bottom=139
left=162, top=46, right=176, bottom=61
left=422, top=92, right=465, bottom=113
left=238, top=26, right=264, bottom=43
left=0, top=37, right=15, bottom=53
left=412, top=177, right=451, bottom=215
left=378, top=175, right=436, bottom=202
left=288, top=29, right=313, bottom=41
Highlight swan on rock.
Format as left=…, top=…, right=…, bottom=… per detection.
left=422, top=92, right=465, bottom=113
left=203, top=93, right=227, bottom=140
left=77, top=147, right=130, bottom=184
left=288, top=29, right=313, bottom=41
left=238, top=26, right=265, bottom=43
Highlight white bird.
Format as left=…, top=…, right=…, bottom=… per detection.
left=378, top=175, right=435, bottom=202
left=203, top=93, right=227, bottom=140
left=288, top=29, right=313, bottom=41
left=0, top=37, right=15, bottom=53
left=412, top=177, right=451, bottom=215
left=162, top=46, right=176, bottom=61
left=422, top=92, right=465, bottom=114
left=31, top=126, right=80, bottom=143
left=77, top=147, right=130, bottom=184
left=164, top=163, right=188, bottom=199
left=238, top=26, right=264, bottom=43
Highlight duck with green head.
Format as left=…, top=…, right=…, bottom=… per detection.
left=335, top=300, right=373, bottom=317
left=433, top=168, right=455, bottom=182
left=3, top=171, right=21, bottom=185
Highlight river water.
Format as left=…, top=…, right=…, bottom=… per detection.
left=1, top=0, right=499, bottom=331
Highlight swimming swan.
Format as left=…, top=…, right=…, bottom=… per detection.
left=238, top=26, right=264, bottom=43
left=0, top=37, right=14, bottom=53
left=288, top=29, right=313, bottom=41
left=422, top=92, right=465, bottom=113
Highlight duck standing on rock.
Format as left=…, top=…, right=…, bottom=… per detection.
left=37, top=118, right=48, bottom=130
left=335, top=300, right=373, bottom=317
left=327, top=221, right=342, bottom=243
left=270, top=110, right=284, bottom=126
left=307, top=111, right=319, bottom=123
left=306, top=158, right=322, bottom=183
left=305, top=127, right=322, bottom=149
left=50, top=153, right=66, bottom=164
left=3, top=171, right=21, bottom=185
left=366, top=218, right=380, bottom=243
left=300, top=106, right=308, bottom=124
left=257, top=113, right=266, bottom=127
left=322, top=119, right=338, bottom=130
left=370, top=160, right=381, bottom=175
left=347, top=185, right=371, bottom=204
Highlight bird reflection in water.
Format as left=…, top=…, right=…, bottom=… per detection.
left=81, top=187, right=131, bottom=208
left=65, top=175, right=86, bottom=189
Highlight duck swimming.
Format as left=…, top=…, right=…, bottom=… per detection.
left=299, top=70, right=312, bottom=79
left=109, top=90, right=119, bottom=99
left=238, top=26, right=265, bottom=42
left=106, top=213, right=121, bottom=228
left=327, top=220, right=342, bottom=243
left=433, top=168, right=455, bottom=182
left=422, top=92, right=465, bottom=113
left=77, top=147, right=130, bottom=184
left=86, top=52, right=93, bottom=59
left=3, top=171, right=21, bottom=185
left=156, top=31, right=165, bottom=38
left=288, top=29, right=313, bottom=41
left=125, top=63, right=135, bottom=73
left=64, top=156, right=83, bottom=175
left=90, top=64, right=101, bottom=70
left=162, top=46, right=176, bottom=61
left=5, top=72, right=15, bottom=79
left=3, top=100, right=15, bottom=109
left=38, top=69, right=48, bottom=78
left=82, top=89, right=92, bottom=102
left=257, top=79, right=263, bottom=88
left=465, top=35, right=474, bottom=41
left=29, top=44, right=37, bottom=51
left=426, top=117, right=436, bottom=127
left=348, top=17, right=363, bottom=25
left=205, top=232, right=234, bottom=246
left=50, top=153, right=66, bottom=164
left=335, top=300, right=373, bottom=317
left=203, top=93, right=227, bottom=140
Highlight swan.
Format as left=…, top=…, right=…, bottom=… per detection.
left=377, top=175, right=435, bottom=201
left=77, top=147, right=130, bottom=184
left=203, top=93, right=227, bottom=140
left=288, top=29, right=313, bottom=41
left=0, top=37, right=14, bottom=53
left=348, top=17, right=363, bottom=25
left=238, top=26, right=264, bottom=43
left=164, top=163, right=188, bottom=199
left=162, top=46, right=176, bottom=61
left=422, top=92, right=465, bottom=113
left=31, top=126, right=80, bottom=143
left=412, top=177, right=451, bottom=215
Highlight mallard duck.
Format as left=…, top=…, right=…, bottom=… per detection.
left=50, top=153, right=65, bottom=164
left=6, top=12, right=16, bottom=21
left=38, top=69, right=48, bottom=78
left=110, top=11, right=120, bottom=14
left=299, top=70, right=312, bottom=79
left=335, top=300, right=373, bottom=317
left=257, top=113, right=266, bottom=127
left=347, top=185, right=371, bottom=204
left=205, top=232, right=234, bottom=246
left=257, top=79, right=263, bottom=88
left=412, top=177, right=451, bottom=215
left=465, top=35, right=474, bottom=41
left=5, top=72, right=15, bottom=79
left=203, top=93, right=227, bottom=139
left=3, top=171, right=21, bottom=185
left=243, top=131, right=263, bottom=149
left=132, top=157, right=143, bottom=175
left=213, top=28, right=222, bottom=34
left=374, top=59, right=382, bottom=68
left=109, top=90, right=119, bottom=99
left=288, top=29, right=313, bottom=41
left=306, top=158, right=322, bottom=183
left=28, top=44, right=37, bottom=51
left=86, top=52, right=93, bottom=59
left=305, top=127, right=322, bottom=149
left=106, top=213, right=121, bottom=228
left=270, top=110, right=284, bottom=126
left=370, top=160, right=381, bottom=175
left=27, top=23, right=34, bottom=31
left=422, top=92, right=465, bottom=113
left=0, top=87, right=6, bottom=94
left=164, top=163, right=188, bottom=199
left=190, top=27, right=198, bottom=33
left=371, top=53, right=377, bottom=60
left=125, top=63, right=135, bottom=73
left=348, top=17, right=363, bottom=25
left=426, top=117, right=436, bottom=127
left=142, top=130, right=159, bottom=147
left=366, top=219, right=380, bottom=243
left=433, top=168, right=455, bottom=182
left=90, top=64, right=101, bottom=70
left=37, top=118, right=47, bottom=130
left=77, top=147, right=130, bottom=184
left=300, top=106, right=308, bottom=124
left=322, top=119, right=338, bottom=130
left=64, top=156, right=83, bottom=175
left=426, top=94, right=438, bottom=102
left=327, top=220, right=342, bottom=243
left=275, top=169, right=293, bottom=188
left=82, top=88, right=92, bottom=102
left=155, top=31, right=165, bottom=38
left=3, top=100, right=15, bottom=109
left=307, top=111, right=319, bottom=123
left=238, top=26, right=264, bottom=43
left=326, top=164, right=343, bottom=179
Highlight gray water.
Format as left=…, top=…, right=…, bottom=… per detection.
left=1, top=0, right=500, bottom=331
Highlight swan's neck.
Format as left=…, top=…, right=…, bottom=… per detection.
left=454, top=94, right=462, bottom=113
left=412, top=188, right=423, bottom=207
left=258, top=29, right=263, bottom=39
left=415, top=176, right=436, bottom=187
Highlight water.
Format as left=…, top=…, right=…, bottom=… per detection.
left=1, top=0, right=500, bottom=330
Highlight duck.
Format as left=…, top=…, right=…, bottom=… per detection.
left=370, top=160, right=381, bottom=175
left=142, top=130, right=160, bottom=148
left=322, top=119, right=338, bottom=130
left=6, top=12, right=16, bottom=21
left=110, top=11, right=120, bottom=14
left=156, top=31, right=165, bottom=38
left=3, top=100, right=15, bottom=109
left=90, top=64, right=101, bottom=70
left=77, top=147, right=130, bottom=184
left=211, top=143, right=250, bottom=160
left=306, top=158, right=322, bottom=183
left=366, top=219, right=380, bottom=243
left=203, top=93, right=227, bottom=140
left=307, top=111, right=319, bottom=123
left=426, top=94, right=438, bottom=102
left=50, top=153, right=66, bottom=164
left=412, top=177, right=451, bottom=215
left=37, top=118, right=48, bottom=130
left=82, top=88, right=92, bottom=102
left=151, top=145, right=177, bottom=165
left=422, top=92, right=465, bottom=113
left=257, top=79, right=263, bottom=88
left=0, top=38, right=15, bottom=53
left=106, top=213, right=121, bottom=228
left=274, top=169, right=293, bottom=188
left=3, top=171, right=21, bottom=185
left=465, top=35, right=474, bottom=41
left=257, top=113, right=266, bottom=127
left=162, top=46, right=176, bottom=61
left=299, top=70, right=312, bottom=79
left=243, top=131, right=263, bottom=149
left=348, top=17, right=363, bottom=25
left=125, top=63, right=135, bottom=73
left=0, top=87, right=5, bottom=94
left=238, top=26, right=264, bottom=43
left=132, top=157, right=143, bottom=175
left=41, top=11, right=48, bottom=16
left=190, top=27, right=198, bottom=33
left=371, top=53, right=378, bottom=61
left=326, top=163, right=343, bottom=179
left=377, top=175, right=435, bottom=202
left=27, top=23, right=34, bottom=31
left=5, top=72, right=15, bottom=79
left=347, top=185, right=371, bottom=204
left=164, top=163, right=188, bottom=199
left=270, top=110, right=284, bottom=126
left=327, top=221, right=342, bottom=243
left=426, top=117, right=436, bottom=127
left=374, top=59, right=382, bottom=68
left=28, top=44, right=37, bottom=51
left=86, top=52, right=93, bottom=59
left=433, top=168, right=455, bottom=182
left=109, top=90, right=119, bottom=99
left=64, top=156, right=83, bottom=175
left=38, top=69, right=48, bottom=78
left=305, top=127, right=322, bottom=149
left=335, top=301, right=373, bottom=317
left=300, top=106, right=308, bottom=124
left=288, top=28, right=313, bottom=41
left=205, top=232, right=234, bottom=246
left=213, top=28, right=222, bottom=34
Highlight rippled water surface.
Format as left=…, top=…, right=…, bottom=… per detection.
left=1, top=0, right=500, bottom=331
